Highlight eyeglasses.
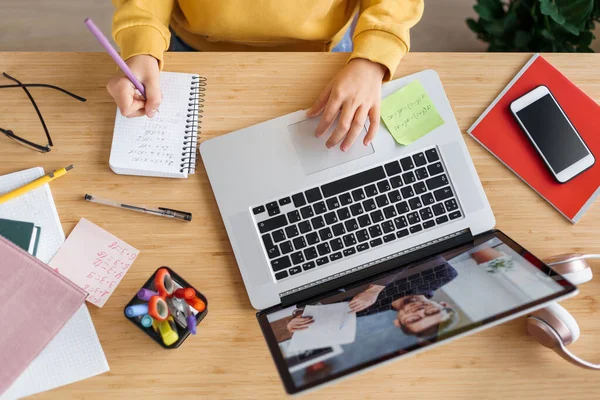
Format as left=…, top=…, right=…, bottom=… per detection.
left=0, top=72, right=87, bottom=153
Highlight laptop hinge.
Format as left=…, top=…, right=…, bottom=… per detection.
left=279, top=229, right=473, bottom=308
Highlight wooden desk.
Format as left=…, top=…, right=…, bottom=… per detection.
left=1, top=52, right=599, bottom=399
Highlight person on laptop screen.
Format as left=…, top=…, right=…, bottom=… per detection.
left=286, top=256, right=458, bottom=338
left=269, top=256, right=458, bottom=387
left=107, top=0, right=424, bottom=151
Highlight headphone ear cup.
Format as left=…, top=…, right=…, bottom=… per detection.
left=561, top=267, right=593, bottom=286
left=528, top=303, right=580, bottom=346
left=527, top=317, right=563, bottom=349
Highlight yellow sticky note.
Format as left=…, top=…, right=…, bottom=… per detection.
left=380, top=80, right=444, bottom=145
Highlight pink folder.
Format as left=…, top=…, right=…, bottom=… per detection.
left=0, top=235, right=86, bottom=395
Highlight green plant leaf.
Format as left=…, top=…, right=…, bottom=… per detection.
left=474, top=0, right=505, bottom=21
left=474, top=4, right=498, bottom=21
left=540, top=29, right=556, bottom=40
left=504, top=10, right=518, bottom=32
left=578, top=30, right=595, bottom=46
left=469, top=0, right=597, bottom=53
left=467, top=18, right=486, bottom=35
left=577, top=45, right=595, bottom=52
left=480, top=0, right=506, bottom=16
left=539, top=0, right=593, bottom=34
left=514, top=30, right=533, bottom=48
left=540, top=0, right=566, bottom=24
left=485, top=18, right=506, bottom=36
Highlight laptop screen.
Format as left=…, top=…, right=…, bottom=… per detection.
left=256, top=230, right=577, bottom=394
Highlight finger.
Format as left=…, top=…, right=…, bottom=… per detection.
left=125, top=109, right=146, bottom=118
left=326, top=101, right=357, bottom=149
left=364, top=104, right=380, bottom=146
left=144, top=77, right=162, bottom=118
left=340, top=106, right=368, bottom=152
left=315, top=94, right=343, bottom=137
left=110, top=79, right=144, bottom=117
left=121, top=100, right=146, bottom=117
left=307, top=81, right=333, bottom=117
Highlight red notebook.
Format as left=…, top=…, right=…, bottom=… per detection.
left=468, top=54, right=600, bottom=223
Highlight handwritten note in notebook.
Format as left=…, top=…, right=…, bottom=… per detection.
left=49, top=218, right=139, bottom=307
left=380, top=80, right=444, bottom=145
left=109, top=72, right=203, bottom=179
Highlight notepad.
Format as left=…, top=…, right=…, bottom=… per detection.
left=109, top=72, right=205, bottom=178
left=0, top=218, right=41, bottom=256
left=49, top=218, right=140, bottom=307
left=381, top=80, right=444, bottom=145
left=0, top=167, right=65, bottom=263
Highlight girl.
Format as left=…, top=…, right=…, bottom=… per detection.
left=107, top=0, right=423, bottom=151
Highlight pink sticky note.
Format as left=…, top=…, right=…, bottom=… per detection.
left=49, top=218, right=139, bottom=307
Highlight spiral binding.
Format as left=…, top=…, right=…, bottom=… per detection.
left=180, top=75, right=206, bottom=174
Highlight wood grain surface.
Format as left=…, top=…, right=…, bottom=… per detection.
left=0, top=52, right=599, bottom=399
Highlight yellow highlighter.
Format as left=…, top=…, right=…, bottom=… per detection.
left=156, top=316, right=179, bottom=347
left=0, top=165, right=74, bottom=205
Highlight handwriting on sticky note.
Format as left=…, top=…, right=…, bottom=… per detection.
left=49, top=218, right=139, bottom=307
left=380, top=80, right=444, bottom=145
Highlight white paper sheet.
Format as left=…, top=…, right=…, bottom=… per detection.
left=1, top=305, right=109, bottom=400
left=0, top=169, right=109, bottom=399
left=287, top=303, right=357, bottom=353
left=0, top=167, right=65, bottom=263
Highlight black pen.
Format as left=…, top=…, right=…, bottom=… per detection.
left=84, top=194, right=192, bottom=222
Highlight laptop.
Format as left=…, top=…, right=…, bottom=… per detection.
left=200, top=70, right=577, bottom=393
left=200, top=69, right=495, bottom=310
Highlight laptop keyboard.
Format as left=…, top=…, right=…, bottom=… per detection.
left=251, top=146, right=463, bottom=281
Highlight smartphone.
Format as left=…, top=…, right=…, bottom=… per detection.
left=510, top=85, right=595, bottom=183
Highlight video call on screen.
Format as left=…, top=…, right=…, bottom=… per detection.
left=264, top=233, right=565, bottom=390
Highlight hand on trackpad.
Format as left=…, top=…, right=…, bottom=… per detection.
left=288, top=116, right=375, bottom=176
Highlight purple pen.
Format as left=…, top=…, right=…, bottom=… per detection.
left=84, top=17, right=147, bottom=98
left=137, top=288, right=159, bottom=301
left=184, top=306, right=197, bottom=335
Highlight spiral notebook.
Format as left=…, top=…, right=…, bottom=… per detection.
left=109, top=72, right=205, bottom=178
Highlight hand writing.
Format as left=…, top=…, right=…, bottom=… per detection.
left=106, top=54, right=162, bottom=118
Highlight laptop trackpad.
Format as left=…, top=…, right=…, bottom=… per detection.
left=288, top=117, right=375, bottom=176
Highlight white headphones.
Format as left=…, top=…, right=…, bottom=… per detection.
left=526, top=253, right=600, bottom=369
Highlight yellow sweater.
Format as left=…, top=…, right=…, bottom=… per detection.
left=112, top=0, right=424, bottom=80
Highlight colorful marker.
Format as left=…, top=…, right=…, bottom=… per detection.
left=140, top=314, right=154, bottom=328
left=125, top=304, right=148, bottom=318
left=137, top=288, right=159, bottom=301
left=184, top=305, right=197, bottom=335
left=185, top=296, right=206, bottom=313
left=155, top=268, right=175, bottom=297
left=157, top=316, right=179, bottom=346
left=148, top=295, right=170, bottom=321
left=174, top=287, right=195, bottom=300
